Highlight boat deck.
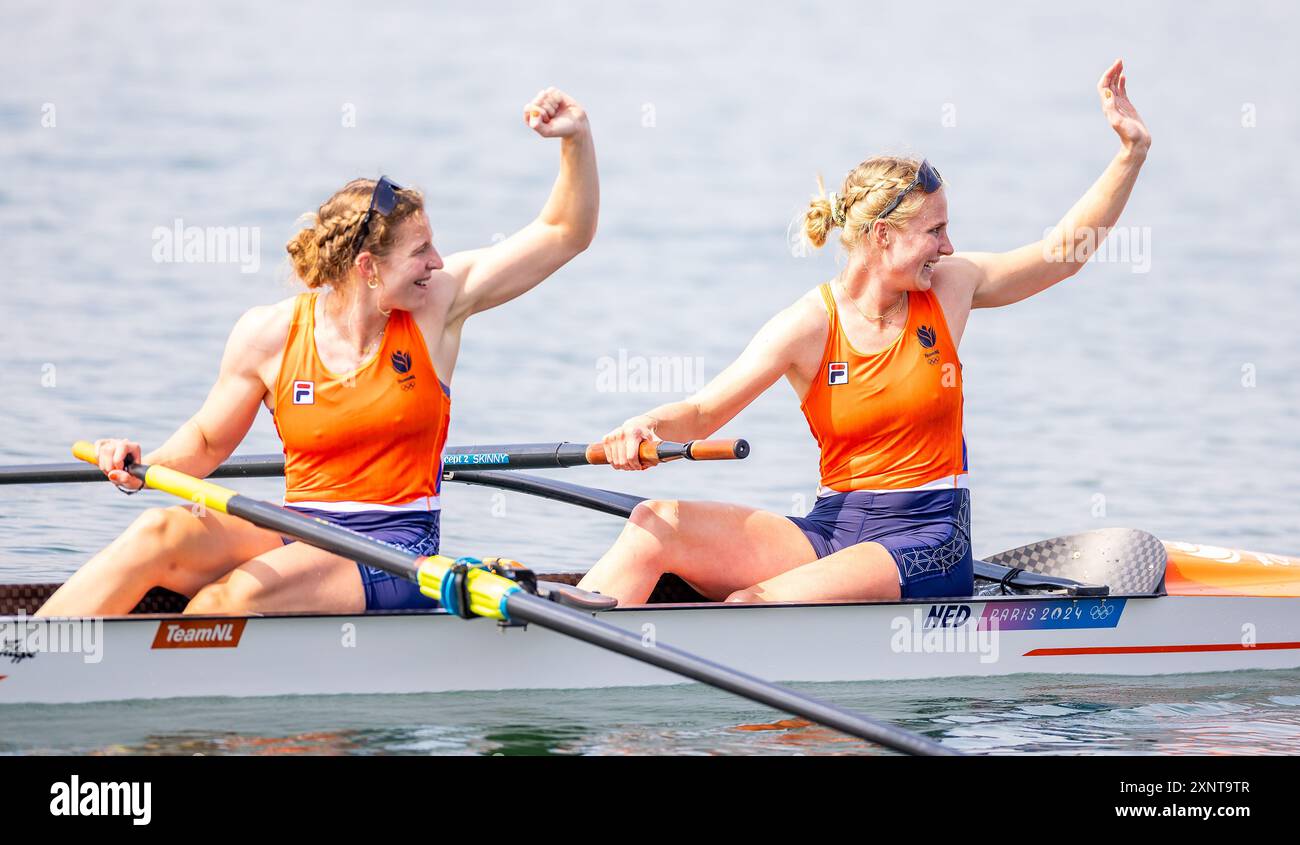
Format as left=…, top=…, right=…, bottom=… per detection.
left=0, top=573, right=707, bottom=618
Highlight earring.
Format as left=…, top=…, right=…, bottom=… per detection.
left=371, top=270, right=389, bottom=315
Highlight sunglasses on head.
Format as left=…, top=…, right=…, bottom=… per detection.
left=351, top=175, right=403, bottom=254
left=876, top=160, right=943, bottom=220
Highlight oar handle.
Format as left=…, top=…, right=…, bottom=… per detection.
left=679, top=439, right=751, bottom=461
left=584, top=438, right=750, bottom=465
left=71, top=440, right=149, bottom=486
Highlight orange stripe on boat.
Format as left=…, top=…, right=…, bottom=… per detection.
left=1163, top=542, right=1300, bottom=597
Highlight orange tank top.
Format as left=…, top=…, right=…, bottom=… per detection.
left=272, top=293, right=450, bottom=509
left=799, top=283, right=966, bottom=492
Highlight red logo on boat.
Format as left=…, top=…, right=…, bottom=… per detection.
left=151, top=619, right=247, bottom=649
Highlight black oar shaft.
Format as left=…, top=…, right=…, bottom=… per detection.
left=0, top=454, right=287, bottom=484
left=443, top=442, right=592, bottom=469
left=218, top=494, right=950, bottom=753
left=231, top=497, right=421, bottom=580
left=445, top=469, right=645, bottom=517
left=2, top=439, right=749, bottom=484
left=507, top=593, right=954, bottom=756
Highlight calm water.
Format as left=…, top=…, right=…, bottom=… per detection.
left=1, top=1, right=1298, bottom=754
left=3, top=673, right=1299, bottom=756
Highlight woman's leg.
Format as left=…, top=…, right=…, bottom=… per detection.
left=183, top=542, right=365, bottom=615
left=36, top=505, right=283, bottom=617
left=577, top=499, right=821, bottom=604
left=724, top=541, right=902, bottom=603
left=728, top=488, right=973, bottom=603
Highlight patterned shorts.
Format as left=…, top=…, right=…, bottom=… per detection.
left=283, top=506, right=442, bottom=611
left=788, top=488, right=973, bottom=599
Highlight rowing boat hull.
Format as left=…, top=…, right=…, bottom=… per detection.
left=2, top=593, right=1297, bottom=704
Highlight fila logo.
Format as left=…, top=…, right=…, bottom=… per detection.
left=827, top=362, right=849, bottom=386
left=292, top=380, right=315, bottom=405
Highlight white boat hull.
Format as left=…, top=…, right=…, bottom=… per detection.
left=3, top=593, right=1298, bottom=705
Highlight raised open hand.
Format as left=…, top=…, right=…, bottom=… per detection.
left=1098, top=59, right=1151, bottom=153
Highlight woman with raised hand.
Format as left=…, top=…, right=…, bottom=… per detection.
left=579, top=60, right=1149, bottom=604
left=39, top=87, right=598, bottom=617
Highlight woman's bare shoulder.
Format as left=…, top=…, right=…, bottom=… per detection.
left=777, top=284, right=832, bottom=338
left=229, top=295, right=300, bottom=357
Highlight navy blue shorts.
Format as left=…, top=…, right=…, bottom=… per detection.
left=283, top=506, right=442, bottom=611
left=787, top=488, right=973, bottom=599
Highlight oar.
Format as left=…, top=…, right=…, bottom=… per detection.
left=445, top=468, right=646, bottom=517
left=0, top=439, right=749, bottom=484
left=69, top=440, right=952, bottom=757
left=443, top=438, right=749, bottom=469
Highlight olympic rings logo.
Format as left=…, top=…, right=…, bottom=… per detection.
left=1089, top=604, right=1116, bottom=620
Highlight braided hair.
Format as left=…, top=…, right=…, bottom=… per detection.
left=286, top=179, right=425, bottom=289
left=803, top=157, right=934, bottom=251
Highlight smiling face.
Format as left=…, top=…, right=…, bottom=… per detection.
left=365, top=212, right=444, bottom=311
left=869, top=188, right=954, bottom=291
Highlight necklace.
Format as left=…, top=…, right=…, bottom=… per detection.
left=322, top=291, right=388, bottom=358
left=359, top=323, right=386, bottom=357
left=836, top=277, right=907, bottom=325
left=332, top=317, right=386, bottom=360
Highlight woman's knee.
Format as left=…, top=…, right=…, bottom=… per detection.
left=628, top=499, right=697, bottom=550
left=628, top=499, right=681, bottom=530
left=125, top=505, right=196, bottom=547
left=184, top=579, right=253, bottom=615
left=625, top=499, right=691, bottom=562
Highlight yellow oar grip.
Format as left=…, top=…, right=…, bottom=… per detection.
left=416, top=555, right=519, bottom=621
left=146, top=465, right=236, bottom=513
left=72, top=440, right=236, bottom=513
